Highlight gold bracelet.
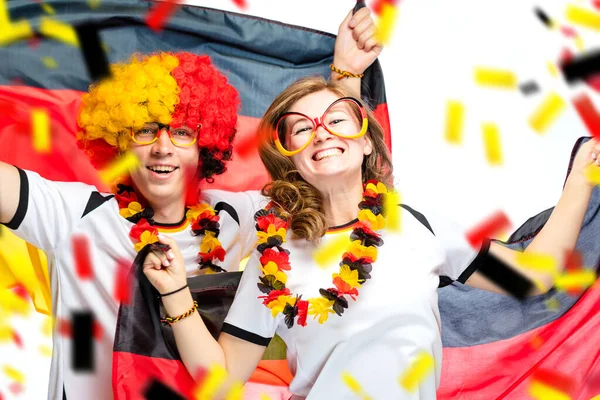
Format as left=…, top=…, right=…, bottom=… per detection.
left=161, top=301, right=198, bottom=326
left=330, top=63, right=364, bottom=80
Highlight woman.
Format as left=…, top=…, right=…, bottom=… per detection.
left=143, top=72, right=600, bottom=398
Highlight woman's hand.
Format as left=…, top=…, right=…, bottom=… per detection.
left=569, top=138, right=600, bottom=187
left=142, top=234, right=187, bottom=295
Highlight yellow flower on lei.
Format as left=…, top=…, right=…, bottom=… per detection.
left=332, top=265, right=361, bottom=289
left=346, top=240, right=378, bottom=262
left=358, top=209, right=386, bottom=230
left=200, top=231, right=222, bottom=253
left=307, top=297, right=336, bottom=324
left=119, top=201, right=144, bottom=218
left=365, top=181, right=388, bottom=195
left=256, top=224, right=287, bottom=245
left=267, top=295, right=296, bottom=317
left=186, top=203, right=215, bottom=221
left=261, top=261, right=288, bottom=284
left=134, top=230, right=158, bottom=252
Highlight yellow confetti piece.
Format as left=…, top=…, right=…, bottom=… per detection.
left=584, top=164, right=600, bottom=185
left=375, top=3, right=399, bottom=45
left=444, top=100, right=465, bottom=145
left=515, top=252, right=558, bottom=276
left=0, top=21, right=34, bottom=46
left=574, top=35, right=585, bottom=51
left=39, top=18, right=79, bottom=46
left=528, top=92, right=566, bottom=134
left=31, top=108, right=51, bottom=153
left=313, top=234, right=349, bottom=268
left=398, top=351, right=435, bottom=393
left=554, top=270, right=596, bottom=291
left=530, top=335, right=544, bottom=350
left=0, top=324, right=13, bottom=342
left=41, top=2, right=56, bottom=15
left=192, top=364, right=228, bottom=400
left=482, top=122, right=502, bottom=165
left=42, top=56, right=58, bottom=69
left=88, top=0, right=101, bottom=9
left=384, top=191, right=401, bottom=232
left=545, top=296, right=561, bottom=311
left=342, top=371, right=373, bottom=400
left=98, top=152, right=140, bottom=184
left=224, top=382, right=244, bottom=400
left=259, top=395, right=272, bottom=400
left=0, top=290, right=30, bottom=316
left=528, top=380, right=571, bottom=400
left=546, top=61, right=559, bottom=78
left=39, top=344, right=52, bottom=357
left=565, top=4, right=600, bottom=31
left=41, top=316, right=53, bottom=337
left=473, top=67, right=517, bottom=89
left=3, top=365, right=25, bottom=384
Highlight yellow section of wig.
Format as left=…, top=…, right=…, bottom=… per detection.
left=77, top=53, right=180, bottom=151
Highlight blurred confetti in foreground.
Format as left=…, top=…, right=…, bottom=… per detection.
left=146, top=0, right=183, bottom=32
left=444, top=100, right=465, bottom=145
left=565, top=4, right=600, bottom=31
left=99, top=152, right=140, bottom=184
left=528, top=92, right=566, bottom=134
left=398, top=351, right=434, bottom=392
left=374, top=2, right=399, bottom=45
left=341, top=371, right=373, bottom=399
left=31, top=108, right=51, bottom=153
left=474, top=67, right=517, bottom=89
left=482, top=122, right=503, bottom=165
left=465, top=211, right=511, bottom=249
left=313, top=235, right=350, bottom=269
left=39, top=18, right=79, bottom=46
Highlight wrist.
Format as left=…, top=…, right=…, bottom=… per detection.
left=565, top=171, right=594, bottom=193
left=162, top=289, right=195, bottom=317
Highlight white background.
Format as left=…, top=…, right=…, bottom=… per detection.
left=2, top=0, right=598, bottom=398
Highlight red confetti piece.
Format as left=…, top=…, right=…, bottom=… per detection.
left=72, top=235, right=94, bottom=280
left=183, top=165, right=199, bottom=207
left=572, top=93, right=600, bottom=140
left=114, top=259, right=132, bottom=305
left=465, top=211, right=511, bottom=249
left=372, top=0, right=401, bottom=15
left=27, top=36, right=41, bottom=49
left=531, top=368, right=575, bottom=397
left=559, top=25, right=578, bottom=38
left=593, top=0, right=600, bottom=10
left=57, top=318, right=103, bottom=340
left=565, top=250, right=582, bottom=273
left=12, top=330, right=23, bottom=349
left=231, top=0, right=247, bottom=10
left=145, top=0, right=183, bottom=32
left=8, top=383, right=23, bottom=395
left=11, top=283, right=29, bottom=301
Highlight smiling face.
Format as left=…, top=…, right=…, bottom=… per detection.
left=128, top=123, right=199, bottom=207
left=287, top=90, right=373, bottom=190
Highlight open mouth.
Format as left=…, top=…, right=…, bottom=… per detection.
left=312, top=148, right=344, bottom=161
left=147, top=166, right=179, bottom=175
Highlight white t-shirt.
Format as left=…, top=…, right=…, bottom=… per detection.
left=2, top=168, right=265, bottom=400
left=223, top=205, right=487, bottom=399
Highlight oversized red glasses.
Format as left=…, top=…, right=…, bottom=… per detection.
left=274, top=97, right=368, bottom=156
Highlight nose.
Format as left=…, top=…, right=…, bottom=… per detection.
left=313, top=120, right=333, bottom=143
left=151, top=128, right=174, bottom=156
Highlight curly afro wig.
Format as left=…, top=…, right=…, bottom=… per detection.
left=76, top=52, right=240, bottom=181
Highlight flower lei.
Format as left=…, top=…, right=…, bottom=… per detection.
left=254, top=180, right=390, bottom=328
left=114, top=183, right=226, bottom=274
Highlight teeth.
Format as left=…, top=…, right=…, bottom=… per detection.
left=314, top=148, right=342, bottom=161
left=149, top=166, right=176, bottom=172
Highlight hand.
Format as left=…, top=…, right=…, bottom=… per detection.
left=142, top=234, right=187, bottom=294
left=333, top=7, right=383, bottom=76
left=569, top=138, right=600, bottom=187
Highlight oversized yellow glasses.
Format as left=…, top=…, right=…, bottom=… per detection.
left=274, top=97, right=369, bottom=156
left=130, top=122, right=200, bottom=147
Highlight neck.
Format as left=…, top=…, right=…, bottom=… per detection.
left=148, top=198, right=186, bottom=224
left=319, top=177, right=364, bottom=228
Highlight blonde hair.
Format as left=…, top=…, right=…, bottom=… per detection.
left=258, top=76, right=393, bottom=242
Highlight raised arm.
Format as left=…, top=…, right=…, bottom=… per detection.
left=332, top=6, right=383, bottom=96
left=0, top=161, right=22, bottom=225
left=142, top=235, right=265, bottom=388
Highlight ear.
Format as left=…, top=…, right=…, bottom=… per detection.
left=363, top=133, right=373, bottom=156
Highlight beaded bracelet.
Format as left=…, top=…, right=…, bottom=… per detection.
left=330, top=63, right=365, bottom=80
left=161, top=301, right=199, bottom=326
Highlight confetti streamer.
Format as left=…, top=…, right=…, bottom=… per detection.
left=534, top=7, right=553, bottom=28
left=39, top=18, right=79, bottom=46
left=398, top=351, right=435, bottom=392
left=99, top=151, right=140, bottom=184
left=515, top=252, right=558, bottom=276
left=384, top=191, right=401, bottom=232
left=554, top=270, right=596, bottom=292
left=41, top=56, right=58, bottom=69
left=519, top=81, right=540, bottom=95
left=72, top=235, right=94, bottom=280
left=192, top=364, right=228, bottom=400
left=444, top=100, right=464, bottom=144
left=341, top=371, right=373, bottom=399
left=313, top=234, right=350, bottom=268
left=146, top=0, right=183, bottom=32
left=2, top=365, right=24, bottom=385
left=482, top=122, right=502, bottom=165
left=528, top=92, right=566, bottom=134
left=474, top=67, right=517, bottom=89
left=561, top=49, right=600, bottom=84
left=374, top=2, right=399, bottom=45
left=572, top=93, right=600, bottom=140
left=144, top=379, right=185, bottom=400
left=114, top=258, right=132, bottom=305
left=465, top=211, right=511, bottom=249
left=565, top=4, right=600, bottom=31
left=11, top=330, right=23, bottom=348
left=72, top=311, right=95, bottom=372
left=31, top=108, right=51, bottom=153
left=75, top=22, right=111, bottom=82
